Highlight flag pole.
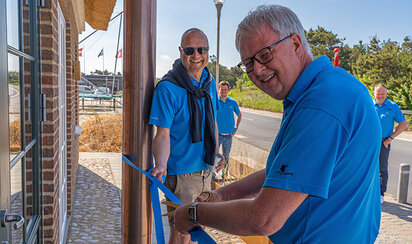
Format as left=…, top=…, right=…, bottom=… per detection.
left=103, top=48, right=105, bottom=73
left=83, top=48, right=86, bottom=74
left=112, top=13, right=123, bottom=95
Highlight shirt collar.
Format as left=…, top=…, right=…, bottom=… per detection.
left=374, top=98, right=389, bottom=106
left=284, top=56, right=331, bottom=106
left=190, top=68, right=208, bottom=87
left=218, top=96, right=230, bottom=102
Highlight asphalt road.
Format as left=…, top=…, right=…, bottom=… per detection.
left=235, top=108, right=412, bottom=203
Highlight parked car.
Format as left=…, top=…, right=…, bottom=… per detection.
left=94, top=87, right=111, bottom=95
left=79, top=85, right=94, bottom=94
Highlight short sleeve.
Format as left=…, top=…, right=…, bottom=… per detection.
left=233, top=100, right=240, bottom=115
left=394, top=103, right=406, bottom=123
left=149, top=82, right=176, bottom=129
left=264, top=108, right=349, bottom=199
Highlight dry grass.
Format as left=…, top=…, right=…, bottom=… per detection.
left=10, top=119, right=21, bottom=153
left=79, top=113, right=122, bottom=152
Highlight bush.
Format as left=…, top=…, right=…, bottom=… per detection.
left=229, top=88, right=283, bottom=113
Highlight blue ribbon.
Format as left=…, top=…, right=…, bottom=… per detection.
left=122, top=154, right=216, bottom=244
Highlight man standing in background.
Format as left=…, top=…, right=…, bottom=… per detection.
left=216, top=80, right=242, bottom=178
left=374, top=84, right=407, bottom=204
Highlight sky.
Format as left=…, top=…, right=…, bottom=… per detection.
left=79, top=0, right=412, bottom=78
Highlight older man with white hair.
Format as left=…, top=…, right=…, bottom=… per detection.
left=174, top=4, right=382, bottom=243
left=373, top=84, right=407, bottom=204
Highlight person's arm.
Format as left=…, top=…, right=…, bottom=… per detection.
left=197, top=169, right=266, bottom=202
left=214, top=121, right=225, bottom=171
left=150, top=126, right=170, bottom=181
left=175, top=184, right=307, bottom=236
left=383, top=120, right=407, bottom=148
left=233, top=112, right=242, bottom=135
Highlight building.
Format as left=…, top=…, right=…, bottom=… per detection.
left=81, top=74, right=123, bottom=92
left=0, top=0, right=116, bottom=243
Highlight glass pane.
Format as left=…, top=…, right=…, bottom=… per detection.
left=10, top=159, right=23, bottom=243
left=6, top=0, right=20, bottom=49
left=8, top=54, right=22, bottom=157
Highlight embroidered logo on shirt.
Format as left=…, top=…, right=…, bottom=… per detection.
left=275, top=164, right=294, bottom=176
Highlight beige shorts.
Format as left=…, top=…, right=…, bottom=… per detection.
left=164, top=169, right=212, bottom=225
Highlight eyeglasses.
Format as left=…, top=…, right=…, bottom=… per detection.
left=180, top=46, right=209, bottom=56
left=237, top=34, right=292, bottom=73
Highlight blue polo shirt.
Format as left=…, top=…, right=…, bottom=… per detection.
left=217, top=96, right=240, bottom=134
left=374, top=99, right=406, bottom=138
left=149, top=69, right=218, bottom=175
left=265, top=56, right=381, bottom=243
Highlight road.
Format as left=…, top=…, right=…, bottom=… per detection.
left=235, top=108, right=412, bottom=203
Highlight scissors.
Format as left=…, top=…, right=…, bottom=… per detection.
left=161, top=191, right=213, bottom=216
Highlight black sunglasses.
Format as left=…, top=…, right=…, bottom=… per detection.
left=180, top=46, right=209, bottom=55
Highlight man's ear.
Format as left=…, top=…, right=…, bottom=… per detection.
left=290, top=34, right=304, bottom=56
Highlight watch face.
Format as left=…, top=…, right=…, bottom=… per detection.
left=188, top=207, right=195, bottom=221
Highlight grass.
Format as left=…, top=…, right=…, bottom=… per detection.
left=229, top=87, right=283, bottom=113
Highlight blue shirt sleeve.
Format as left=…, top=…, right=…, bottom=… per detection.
left=264, top=108, right=348, bottom=198
left=233, top=100, right=240, bottom=115
left=393, top=103, right=406, bottom=123
left=149, top=82, right=176, bottom=129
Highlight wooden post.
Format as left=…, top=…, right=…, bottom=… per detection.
left=122, top=0, right=156, bottom=243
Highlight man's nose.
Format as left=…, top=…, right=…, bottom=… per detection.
left=253, top=61, right=266, bottom=75
left=193, top=49, right=201, bottom=57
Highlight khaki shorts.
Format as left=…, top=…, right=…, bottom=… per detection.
left=164, top=169, right=212, bottom=225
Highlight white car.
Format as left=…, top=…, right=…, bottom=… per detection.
left=79, top=85, right=94, bottom=94
left=94, top=87, right=111, bottom=95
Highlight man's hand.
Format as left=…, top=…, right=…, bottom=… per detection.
left=196, top=190, right=223, bottom=202
left=150, top=166, right=167, bottom=182
left=232, top=127, right=238, bottom=136
left=215, top=153, right=225, bottom=173
left=174, top=203, right=198, bottom=234
left=383, top=138, right=392, bottom=148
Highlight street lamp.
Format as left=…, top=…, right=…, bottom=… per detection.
left=214, top=0, right=224, bottom=84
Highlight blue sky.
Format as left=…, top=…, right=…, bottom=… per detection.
left=79, top=0, right=412, bottom=78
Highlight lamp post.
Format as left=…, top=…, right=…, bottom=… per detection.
left=213, top=0, right=224, bottom=84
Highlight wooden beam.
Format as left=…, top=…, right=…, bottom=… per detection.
left=122, top=0, right=156, bottom=243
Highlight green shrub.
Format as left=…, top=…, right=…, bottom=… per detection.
left=229, top=88, right=283, bottom=113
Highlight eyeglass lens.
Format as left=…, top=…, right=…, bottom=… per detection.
left=182, top=47, right=208, bottom=55
left=243, top=49, right=272, bottom=72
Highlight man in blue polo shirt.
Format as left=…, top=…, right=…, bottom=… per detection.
left=149, top=28, right=224, bottom=244
left=174, top=5, right=381, bottom=243
left=216, top=80, right=242, bottom=178
left=373, top=84, right=407, bottom=204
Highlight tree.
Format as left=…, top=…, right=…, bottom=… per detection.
left=207, top=55, right=243, bottom=88
left=306, top=26, right=353, bottom=71
left=352, top=37, right=412, bottom=109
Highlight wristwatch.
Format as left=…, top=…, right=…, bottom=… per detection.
left=188, top=202, right=201, bottom=226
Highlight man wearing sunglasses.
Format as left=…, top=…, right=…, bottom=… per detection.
left=174, top=5, right=381, bottom=243
left=149, top=28, right=224, bottom=243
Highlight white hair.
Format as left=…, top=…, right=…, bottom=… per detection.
left=235, top=4, right=312, bottom=57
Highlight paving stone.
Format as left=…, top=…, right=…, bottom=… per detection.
left=67, top=152, right=412, bottom=243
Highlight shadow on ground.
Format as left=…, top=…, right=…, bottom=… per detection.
left=382, top=200, right=412, bottom=223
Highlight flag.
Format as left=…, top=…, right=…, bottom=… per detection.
left=98, top=49, right=104, bottom=57
left=116, top=49, right=123, bottom=58
left=78, top=48, right=83, bottom=57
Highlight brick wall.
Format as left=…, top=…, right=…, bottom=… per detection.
left=39, top=0, right=80, bottom=243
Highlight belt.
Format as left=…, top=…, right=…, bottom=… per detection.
left=190, top=169, right=210, bottom=176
